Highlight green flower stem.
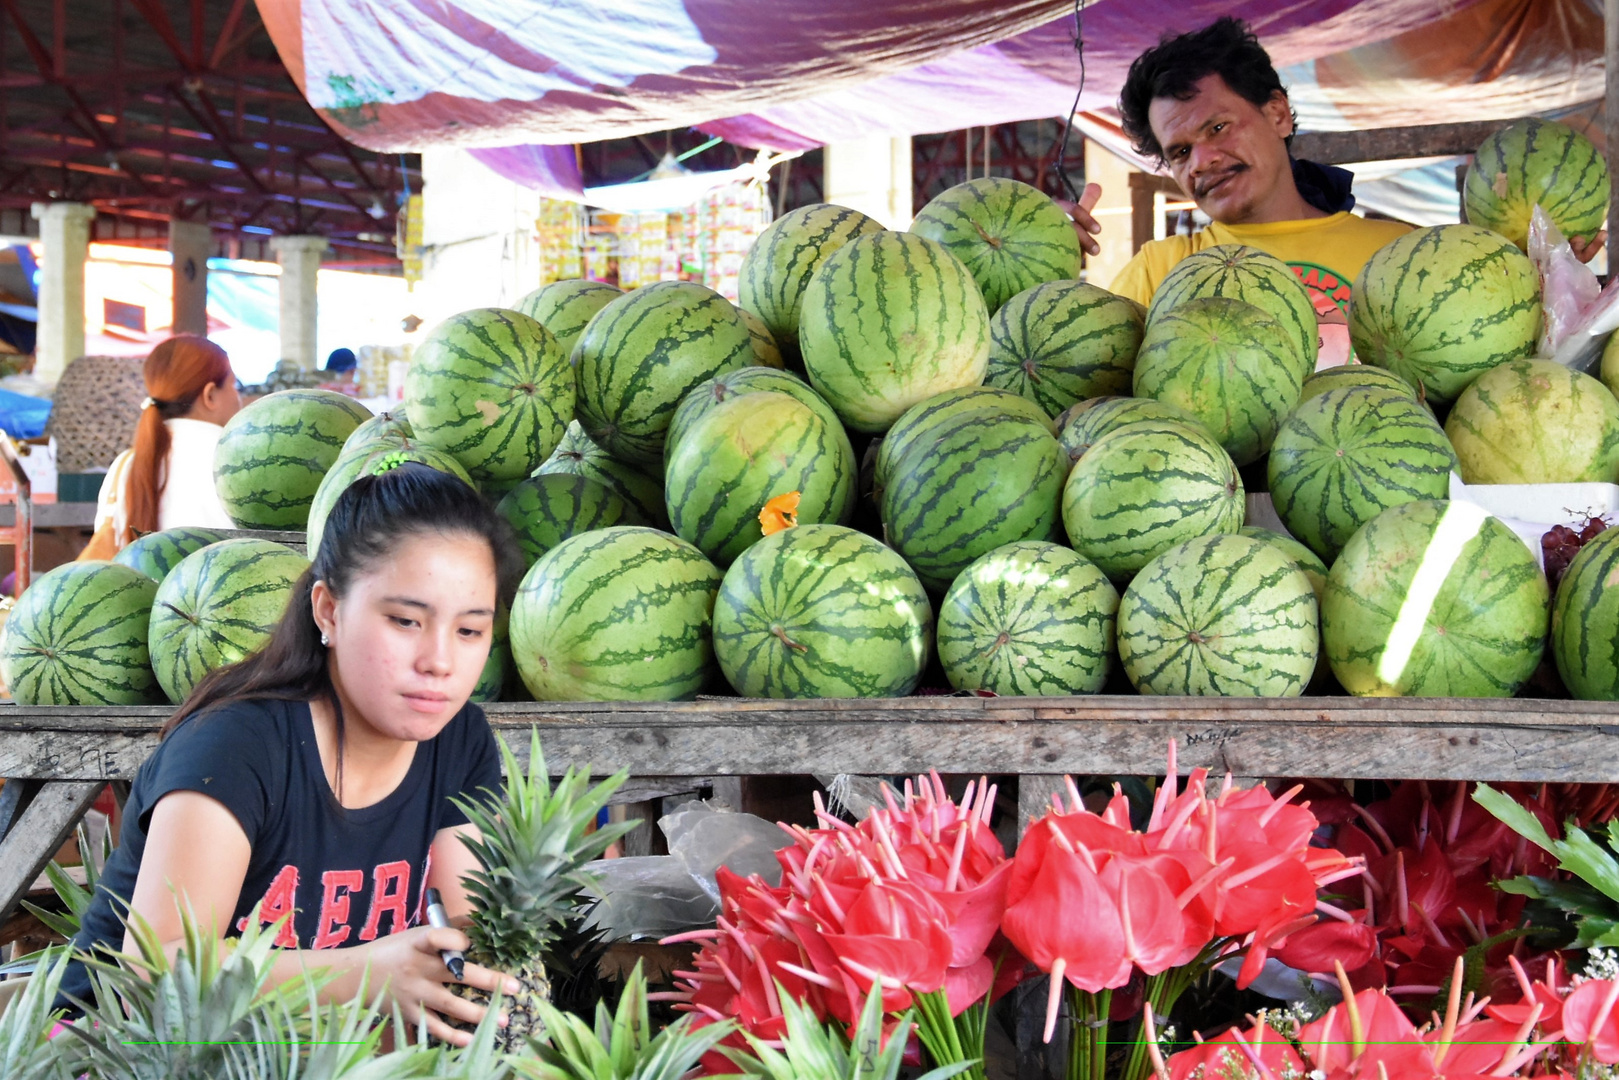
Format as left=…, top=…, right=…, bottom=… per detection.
left=1066, top=986, right=1112, bottom=1080
left=915, top=989, right=978, bottom=1080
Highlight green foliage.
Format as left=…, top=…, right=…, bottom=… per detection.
left=725, top=985, right=972, bottom=1080
left=1475, top=783, right=1619, bottom=948
left=19, top=816, right=110, bottom=942
left=0, top=947, right=76, bottom=1080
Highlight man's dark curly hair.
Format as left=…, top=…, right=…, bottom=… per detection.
left=1118, top=17, right=1297, bottom=162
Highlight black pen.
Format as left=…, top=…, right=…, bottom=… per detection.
left=424, top=887, right=465, bottom=981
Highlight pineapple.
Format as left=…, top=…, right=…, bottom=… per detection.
left=0, top=946, right=78, bottom=1080
left=450, top=728, right=634, bottom=1052
left=726, top=989, right=973, bottom=1080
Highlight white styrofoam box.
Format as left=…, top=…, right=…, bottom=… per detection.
left=1448, top=473, right=1619, bottom=569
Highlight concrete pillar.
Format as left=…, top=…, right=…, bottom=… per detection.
left=169, top=220, right=211, bottom=337
left=271, top=234, right=327, bottom=369
left=823, top=136, right=914, bottom=230
left=29, top=201, right=95, bottom=385
left=1081, top=141, right=1139, bottom=289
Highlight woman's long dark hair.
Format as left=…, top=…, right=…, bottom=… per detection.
left=160, top=464, right=522, bottom=753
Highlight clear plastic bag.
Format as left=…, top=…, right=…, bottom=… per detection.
left=1530, top=204, right=1603, bottom=363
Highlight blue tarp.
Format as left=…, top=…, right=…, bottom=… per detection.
left=0, top=388, right=51, bottom=439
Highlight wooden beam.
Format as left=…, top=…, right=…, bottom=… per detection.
left=0, top=780, right=102, bottom=928
left=1290, top=121, right=1501, bottom=165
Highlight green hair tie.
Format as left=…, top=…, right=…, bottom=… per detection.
left=369, top=450, right=411, bottom=476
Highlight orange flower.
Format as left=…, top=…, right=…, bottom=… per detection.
left=759, top=491, right=801, bottom=535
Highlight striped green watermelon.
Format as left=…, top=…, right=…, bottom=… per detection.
left=738, top=308, right=785, bottom=369
left=575, top=281, right=754, bottom=468
left=149, top=538, right=311, bottom=703
left=739, top=204, right=886, bottom=369
left=909, top=178, right=1084, bottom=313
left=1133, top=296, right=1304, bottom=466
left=985, top=281, right=1142, bottom=417
left=712, top=524, right=932, bottom=698
left=1239, top=526, right=1327, bottom=605
left=1056, top=396, right=1201, bottom=463
left=872, top=386, right=1054, bottom=504
left=665, top=366, right=848, bottom=476
left=534, top=420, right=667, bottom=528
left=1118, top=534, right=1318, bottom=697
left=936, top=541, right=1118, bottom=695
left=1349, top=224, right=1542, bottom=404
left=1464, top=118, right=1610, bottom=251
left=114, top=528, right=230, bottom=585
left=510, top=527, right=720, bottom=701
left=306, top=442, right=475, bottom=559
left=881, top=410, right=1068, bottom=593
left=800, top=231, right=990, bottom=433
left=1062, top=419, right=1244, bottom=583
left=666, top=392, right=855, bottom=566
left=1603, top=330, right=1619, bottom=400
left=1322, top=499, right=1548, bottom=697
left=496, top=473, right=637, bottom=567
left=472, top=609, right=509, bottom=703
left=1446, top=359, right=1619, bottom=484
left=1268, top=387, right=1458, bottom=562
left=514, top=279, right=623, bottom=359
left=1, top=562, right=161, bottom=705
left=213, top=389, right=371, bottom=529
left=1299, top=365, right=1421, bottom=406
left=405, top=307, right=574, bottom=483
left=343, top=408, right=413, bottom=454
left=1551, top=528, right=1619, bottom=700
left=1147, top=244, right=1317, bottom=375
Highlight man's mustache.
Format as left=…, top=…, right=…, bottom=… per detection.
left=1194, top=163, right=1247, bottom=197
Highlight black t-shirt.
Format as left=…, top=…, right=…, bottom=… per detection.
left=58, top=696, right=501, bottom=1007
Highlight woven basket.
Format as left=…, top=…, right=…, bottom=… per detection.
left=44, top=356, right=146, bottom=474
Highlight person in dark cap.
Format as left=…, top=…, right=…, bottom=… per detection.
left=324, top=347, right=358, bottom=385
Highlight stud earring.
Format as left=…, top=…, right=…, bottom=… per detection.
left=320, top=633, right=330, bottom=646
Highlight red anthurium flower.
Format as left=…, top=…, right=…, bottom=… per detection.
left=1436, top=1018, right=1534, bottom=1076
left=1165, top=1020, right=1306, bottom=1080
left=1487, top=956, right=1566, bottom=1033
left=926, top=858, right=1013, bottom=967
left=1209, top=840, right=1319, bottom=939
left=1562, top=978, right=1619, bottom=1063
left=1299, top=986, right=1432, bottom=1075
left=1002, top=832, right=1132, bottom=994
left=1274, top=918, right=1379, bottom=975
left=822, top=878, right=953, bottom=997
left=1097, top=854, right=1191, bottom=976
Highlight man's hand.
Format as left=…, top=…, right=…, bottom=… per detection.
left=1570, top=230, right=1608, bottom=266
left=1055, top=183, right=1104, bottom=257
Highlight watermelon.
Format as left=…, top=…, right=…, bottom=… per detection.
left=343, top=408, right=413, bottom=453
left=738, top=308, right=786, bottom=369
left=1551, top=528, right=1619, bottom=700
left=1299, top=364, right=1421, bottom=406
left=800, top=230, right=990, bottom=433
left=514, top=278, right=623, bottom=358
left=1118, top=534, right=1318, bottom=697
left=405, top=307, right=574, bottom=482
left=1, top=562, right=161, bottom=705
left=881, top=410, right=1068, bottom=593
left=497, top=474, right=638, bottom=567
left=1146, top=244, right=1318, bottom=374
left=509, top=527, right=720, bottom=701
left=1464, top=118, right=1610, bottom=251
left=114, top=528, right=230, bottom=585
left=935, top=541, right=1118, bottom=695
left=1603, top=330, right=1619, bottom=401
left=1322, top=499, right=1548, bottom=697
left=665, top=392, right=855, bottom=566
left=1446, top=359, right=1619, bottom=485
left=574, top=281, right=754, bottom=468
left=1062, top=420, right=1244, bottom=583
left=306, top=441, right=475, bottom=560
left=213, top=389, right=371, bottom=529
left=534, top=421, right=667, bottom=528
left=1133, top=296, right=1304, bottom=465
left=472, top=609, right=510, bottom=704
left=1056, top=396, right=1201, bottom=463
left=1267, top=387, right=1458, bottom=562
left=149, top=539, right=311, bottom=703
left=712, top=524, right=932, bottom=698
left=1349, top=224, right=1542, bottom=405
left=738, top=204, right=886, bottom=368
left=665, top=366, right=849, bottom=476
left=985, top=281, right=1142, bottom=417
left=909, top=178, right=1085, bottom=313
left=873, top=386, right=1055, bottom=504
left=1239, top=527, right=1327, bottom=605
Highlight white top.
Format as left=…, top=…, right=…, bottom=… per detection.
left=94, top=418, right=236, bottom=541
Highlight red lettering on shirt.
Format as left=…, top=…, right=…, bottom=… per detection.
left=236, top=864, right=300, bottom=948
left=312, top=869, right=365, bottom=949
left=359, top=860, right=413, bottom=941
left=413, top=848, right=434, bottom=926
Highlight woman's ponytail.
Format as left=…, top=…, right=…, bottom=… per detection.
left=123, top=336, right=234, bottom=544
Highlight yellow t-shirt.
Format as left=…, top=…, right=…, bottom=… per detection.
left=1110, top=212, right=1413, bottom=366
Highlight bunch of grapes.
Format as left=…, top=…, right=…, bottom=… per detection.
left=1544, top=515, right=1609, bottom=589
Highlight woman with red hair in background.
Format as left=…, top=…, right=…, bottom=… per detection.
left=86, top=335, right=242, bottom=558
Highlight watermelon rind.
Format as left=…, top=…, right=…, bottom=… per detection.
left=873, top=386, right=1054, bottom=504
left=1298, top=364, right=1420, bottom=406
left=472, top=608, right=510, bottom=704
left=497, top=473, right=638, bottom=568
left=985, top=280, right=1142, bottom=418
left=1552, top=528, right=1619, bottom=700
left=114, top=527, right=230, bottom=585
left=664, top=366, right=850, bottom=484
left=665, top=391, right=855, bottom=567
left=712, top=523, right=932, bottom=699
left=509, top=527, right=721, bottom=702
left=1463, top=117, right=1610, bottom=251
left=405, top=307, right=575, bottom=483
left=574, top=281, right=755, bottom=468
left=1146, top=244, right=1317, bottom=376
left=738, top=308, right=786, bottom=369
left=1133, top=295, right=1304, bottom=466
left=936, top=540, right=1118, bottom=696
left=343, top=408, right=413, bottom=454
left=1238, top=526, right=1327, bottom=605
left=909, top=178, right=1085, bottom=313
left=306, top=441, right=475, bottom=560
left=1321, top=499, right=1548, bottom=697
left=514, top=279, right=623, bottom=359
left=1062, top=419, right=1245, bottom=583
left=800, top=230, right=990, bottom=434
left=1445, top=358, right=1619, bottom=485
left=1118, top=533, right=1318, bottom=697
left=2, top=562, right=162, bottom=705
left=148, top=538, right=311, bottom=704
left=213, top=389, right=372, bottom=529
left=1056, top=395, right=1201, bottom=463
left=534, top=420, right=667, bottom=529
left=1348, top=224, right=1542, bottom=405
left=1267, top=386, right=1458, bottom=562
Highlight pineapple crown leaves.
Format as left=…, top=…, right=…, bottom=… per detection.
left=0, top=945, right=78, bottom=1080
left=516, top=961, right=738, bottom=1080
left=725, top=987, right=974, bottom=1080
left=19, top=817, right=110, bottom=943
left=451, top=728, right=637, bottom=964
